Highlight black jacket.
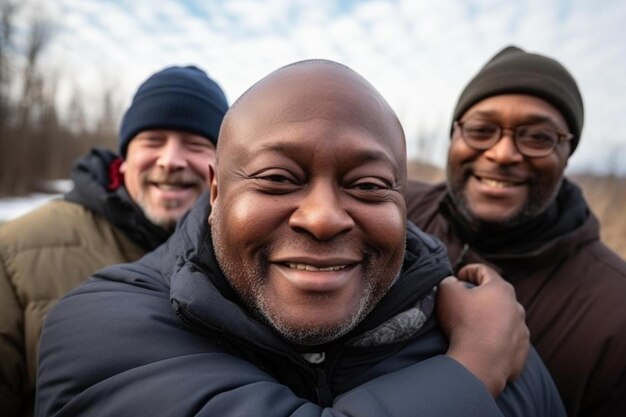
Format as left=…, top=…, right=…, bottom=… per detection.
left=36, top=194, right=565, bottom=416
left=65, top=148, right=170, bottom=251
left=406, top=179, right=626, bottom=417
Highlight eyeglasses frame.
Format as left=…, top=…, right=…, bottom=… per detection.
left=453, top=120, right=574, bottom=158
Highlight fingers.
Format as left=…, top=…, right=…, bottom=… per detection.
left=456, top=263, right=499, bottom=286
left=439, top=264, right=530, bottom=394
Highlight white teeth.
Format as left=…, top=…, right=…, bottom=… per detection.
left=163, top=200, right=182, bottom=209
left=480, top=178, right=514, bottom=188
left=286, top=263, right=348, bottom=272
left=156, top=183, right=186, bottom=190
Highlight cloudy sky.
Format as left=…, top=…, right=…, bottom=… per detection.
left=14, top=0, right=626, bottom=174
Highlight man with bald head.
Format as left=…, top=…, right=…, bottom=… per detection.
left=36, top=60, right=564, bottom=416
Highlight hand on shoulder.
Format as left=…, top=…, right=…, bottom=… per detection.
left=438, top=263, right=529, bottom=396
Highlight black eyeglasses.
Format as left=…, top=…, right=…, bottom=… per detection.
left=454, top=120, right=574, bottom=158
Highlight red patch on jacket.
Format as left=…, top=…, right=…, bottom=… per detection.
left=108, top=157, right=124, bottom=191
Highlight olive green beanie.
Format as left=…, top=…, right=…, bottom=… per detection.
left=452, top=45, right=584, bottom=154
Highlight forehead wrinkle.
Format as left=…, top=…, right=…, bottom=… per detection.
left=258, top=141, right=399, bottom=168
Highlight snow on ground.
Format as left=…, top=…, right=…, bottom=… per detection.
left=0, top=194, right=62, bottom=223
left=0, top=180, right=73, bottom=223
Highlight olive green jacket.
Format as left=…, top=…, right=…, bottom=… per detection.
left=0, top=199, right=145, bottom=417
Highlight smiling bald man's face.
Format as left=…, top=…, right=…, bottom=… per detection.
left=209, top=61, right=407, bottom=345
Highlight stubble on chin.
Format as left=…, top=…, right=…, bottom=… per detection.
left=134, top=170, right=205, bottom=231
left=255, top=278, right=378, bottom=346
left=211, top=217, right=397, bottom=346
left=134, top=193, right=180, bottom=232
left=446, top=167, right=562, bottom=229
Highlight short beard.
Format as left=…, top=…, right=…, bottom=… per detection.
left=211, top=210, right=398, bottom=346
left=447, top=164, right=563, bottom=230
left=132, top=170, right=204, bottom=232
left=137, top=199, right=179, bottom=232
left=256, top=271, right=379, bottom=346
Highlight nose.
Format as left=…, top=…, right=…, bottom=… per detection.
left=156, top=137, right=188, bottom=171
left=483, top=129, right=524, bottom=164
left=289, top=181, right=355, bottom=241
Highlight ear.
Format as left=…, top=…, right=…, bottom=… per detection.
left=208, top=163, right=218, bottom=225
left=209, top=163, right=218, bottom=203
left=119, top=160, right=127, bottom=174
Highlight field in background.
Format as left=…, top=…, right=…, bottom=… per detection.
left=407, top=160, right=626, bottom=259
left=571, top=174, right=626, bottom=258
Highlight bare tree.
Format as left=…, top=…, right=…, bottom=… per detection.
left=0, top=0, right=19, bottom=195
left=0, top=0, right=122, bottom=196
left=0, top=0, right=18, bottom=126
left=94, top=86, right=121, bottom=146
left=17, top=15, right=51, bottom=127
left=0, top=8, right=53, bottom=195
left=66, top=88, right=87, bottom=134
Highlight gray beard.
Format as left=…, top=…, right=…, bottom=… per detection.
left=211, top=214, right=398, bottom=346
left=256, top=277, right=379, bottom=346
left=132, top=193, right=179, bottom=232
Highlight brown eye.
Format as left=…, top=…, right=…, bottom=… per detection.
left=184, top=139, right=213, bottom=152
left=348, top=178, right=392, bottom=203
left=464, top=122, right=498, bottom=139
left=516, top=125, right=559, bottom=154
left=262, top=174, right=292, bottom=184
left=354, top=182, right=384, bottom=191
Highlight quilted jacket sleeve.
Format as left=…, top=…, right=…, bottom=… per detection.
left=35, top=273, right=559, bottom=417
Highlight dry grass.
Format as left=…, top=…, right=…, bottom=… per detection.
left=407, top=160, right=626, bottom=259
left=571, top=174, right=626, bottom=258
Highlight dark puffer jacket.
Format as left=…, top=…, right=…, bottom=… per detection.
left=36, top=194, right=565, bottom=417
left=406, top=179, right=626, bottom=417
left=0, top=148, right=169, bottom=417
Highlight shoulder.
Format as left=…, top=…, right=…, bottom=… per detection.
left=405, top=180, right=444, bottom=199
left=580, top=240, right=626, bottom=278
left=574, top=241, right=626, bottom=326
left=559, top=239, right=626, bottom=301
left=0, top=198, right=144, bottom=308
left=39, top=266, right=197, bottom=376
left=0, top=197, right=142, bottom=259
left=36, top=266, right=247, bottom=416
left=0, top=200, right=87, bottom=277
left=0, top=199, right=107, bottom=254
left=405, top=180, right=446, bottom=211
left=531, top=238, right=626, bottom=386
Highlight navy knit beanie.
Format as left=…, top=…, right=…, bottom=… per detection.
left=452, top=46, right=584, bottom=154
left=119, top=66, right=228, bottom=157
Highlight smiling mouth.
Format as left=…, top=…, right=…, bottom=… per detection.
left=474, top=175, right=523, bottom=188
left=286, top=263, right=350, bottom=272
left=150, top=182, right=194, bottom=190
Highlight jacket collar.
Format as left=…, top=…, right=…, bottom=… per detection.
left=438, top=178, right=598, bottom=269
left=166, top=193, right=452, bottom=356
left=64, top=148, right=171, bottom=251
